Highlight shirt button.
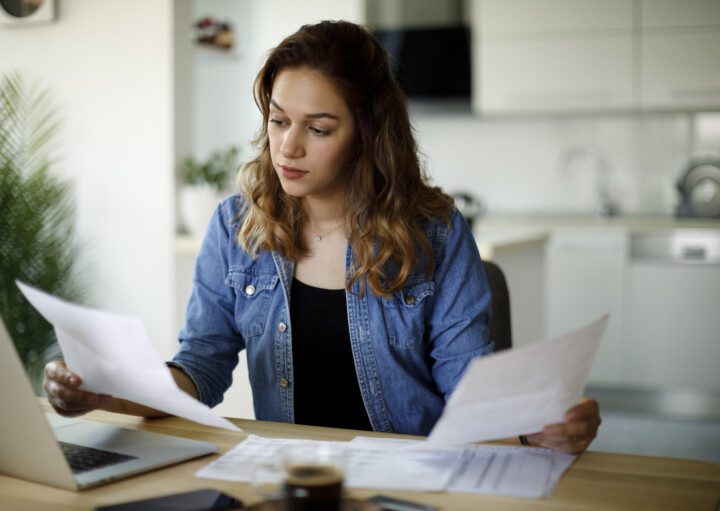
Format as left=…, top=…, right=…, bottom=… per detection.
left=279, top=377, right=289, bottom=388
left=245, top=284, right=256, bottom=296
left=404, top=294, right=416, bottom=305
left=278, top=322, right=287, bottom=332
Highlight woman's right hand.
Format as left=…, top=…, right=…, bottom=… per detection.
left=44, top=360, right=113, bottom=417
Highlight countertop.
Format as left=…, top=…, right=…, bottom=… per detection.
left=176, top=215, right=720, bottom=258
left=478, top=213, right=720, bottom=231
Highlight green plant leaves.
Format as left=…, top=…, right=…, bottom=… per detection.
left=178, top=145, right=240, bottom=190
left=0, top=71, right=86, bottom=392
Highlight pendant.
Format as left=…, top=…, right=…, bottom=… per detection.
left=314, top=235, right=322, bottom=242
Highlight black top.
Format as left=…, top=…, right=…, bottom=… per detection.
left=290, top=278, right=373, bottom=431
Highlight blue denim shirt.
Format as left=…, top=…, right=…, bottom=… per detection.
left=172, top=195, right=493, bottom=436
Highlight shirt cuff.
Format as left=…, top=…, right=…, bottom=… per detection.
left=165, top=361, right=204, bottom=403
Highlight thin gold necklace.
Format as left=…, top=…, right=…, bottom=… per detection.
left=309, top=223, right=343, bottom=242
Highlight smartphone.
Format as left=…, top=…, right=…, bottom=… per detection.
left=368, top=494, right=439, bottom=511
left=94, top=488, right=243, bottom=511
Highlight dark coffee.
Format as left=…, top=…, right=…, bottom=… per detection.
left=283, top=464, right=343, bottom=511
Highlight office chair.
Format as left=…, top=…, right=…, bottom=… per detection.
left=484, top=260, right=512, bottom=352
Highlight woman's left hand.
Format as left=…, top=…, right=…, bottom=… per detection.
left=526, top=398, right=601, bottom=454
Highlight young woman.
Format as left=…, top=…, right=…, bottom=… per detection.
left=44, top=20, right=600, bottom=454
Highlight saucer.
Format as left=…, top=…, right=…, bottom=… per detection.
left=246, top=498, right=381, bottom=510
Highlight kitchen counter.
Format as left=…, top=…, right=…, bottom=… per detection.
left=478, top=214, right=720, bottom=231
left=474, top=226, right=548, bottom=260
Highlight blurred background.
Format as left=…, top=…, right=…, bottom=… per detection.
left=1, top=0, right=719, bottom=462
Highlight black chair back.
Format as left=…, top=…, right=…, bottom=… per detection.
left=484, top=260, right=512, bottom=352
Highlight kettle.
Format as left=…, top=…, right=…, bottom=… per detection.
left=675, top=158, right=720, bottom=218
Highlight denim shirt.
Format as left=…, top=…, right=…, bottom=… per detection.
left=172, top=195, right=493, bottom=436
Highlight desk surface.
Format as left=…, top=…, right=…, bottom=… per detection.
left=2, top=403, right=719, bottom=511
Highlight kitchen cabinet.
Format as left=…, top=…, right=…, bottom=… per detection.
left=622, top=230, right=720, bottom=391
left=472, top=0, right=720, bottom=114
left=473, top=0, right=634, bottom=114
left=477, top=36, right=634, bottom=114
left=639, top=0, right=720, bottom=110
left=544, top=230, right=629, bottom=386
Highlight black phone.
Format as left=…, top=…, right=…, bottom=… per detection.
left=94, top=488, right=243, bottom=511
left=368, top=494, right=439, bottom=511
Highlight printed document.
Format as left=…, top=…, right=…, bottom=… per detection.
left=427, top=314, right=609, bottom=446
left=197, top=435, right=575, bottom=498
left=17, top=281, right=239, bottom=431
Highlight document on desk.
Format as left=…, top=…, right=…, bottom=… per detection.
left=197, top=435, right=458, bottom=492
left=17, top=281, right=240, bottom=432
left=197, top=435, right=575, bottom=498
left=427, top=314, right=608, bottom=446
left=349, top=436, right=575, bottom=498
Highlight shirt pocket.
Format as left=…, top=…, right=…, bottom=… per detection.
left=381, top=280, right=435, bottom=350
left=225, top=267, right=279, bottom=340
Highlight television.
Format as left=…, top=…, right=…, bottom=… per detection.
left=374, top=25, right=471, bottom=99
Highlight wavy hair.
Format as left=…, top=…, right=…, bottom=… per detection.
left=237, top=20, right=454, bottom=297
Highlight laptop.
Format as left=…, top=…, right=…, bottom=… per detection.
left=0, top=317, right=218, bottom=490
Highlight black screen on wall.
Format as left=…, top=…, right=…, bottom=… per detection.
left=374, top=25, right=471, bottom=99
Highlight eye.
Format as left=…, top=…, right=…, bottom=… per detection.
left=308, top=126, right=329, bottom=137
left=269, top=117, right=287, bottom=127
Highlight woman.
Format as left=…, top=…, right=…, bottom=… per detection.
left=44, top=20, right=600, bottom=454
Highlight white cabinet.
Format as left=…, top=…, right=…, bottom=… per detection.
left=622, top=230, right=720, bottom=391
left=478, top=36, right=634, bottom=113
left=472, top=0, right=634, bottom=113
left=545, top=230, right=629, bottom=385
left=472, top=0, right=720, bottom=113
left=477, top=0, right=632, bottom=35
left=639, top=0, right=720, bottom=110
left=640, top=0, right=720, bottom=29
left=545, top=226, right=720, bottom=392
left=624, top=262, right=720, bottom=391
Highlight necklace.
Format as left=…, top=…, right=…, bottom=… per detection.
left=309, top=223, right=343, bottom=242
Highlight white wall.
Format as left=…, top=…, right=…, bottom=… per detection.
left=0, top=0, right=177, bottom=357
left=191, top=0, right=365, bottom=162
left=413, top=111, right=697, bottom=216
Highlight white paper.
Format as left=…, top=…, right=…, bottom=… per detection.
left=197, top=435, right=459, bottom=492
left=427, top=314, right=608, bottom=446
left=198, top=435, right=574, bottom=498
left=349, top=436, right=575, bottom=498
left=17, top=281, right=240, bottom=432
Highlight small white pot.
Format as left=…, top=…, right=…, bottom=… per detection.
left=179, top=184, right=225, bottom=237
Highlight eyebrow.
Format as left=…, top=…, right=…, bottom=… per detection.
left=270, top=99, right=340, bottom=120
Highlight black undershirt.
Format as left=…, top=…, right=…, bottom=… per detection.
left=290, top=278, right=373, bottom=431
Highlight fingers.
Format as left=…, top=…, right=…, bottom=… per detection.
left=524, top=398, right=602, bottom=454
left=564, top=397, right=600, bottom=422
left=43, top=360, right=111, bottom=418
left=45, top=360, right=81, bottom=387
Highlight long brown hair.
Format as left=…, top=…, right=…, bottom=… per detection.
left=237, top=20, right=453, bottom=297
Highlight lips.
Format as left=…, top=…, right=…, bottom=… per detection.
left=280, top=164, right=308, bottom=180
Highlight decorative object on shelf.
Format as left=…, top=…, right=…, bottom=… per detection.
left=675, top=158, right=720, bottom=218
left=451, top=192, right=485, bottom=230
left=178, top=146, right=240, bottom=236
left=0, top=0, right=55, bottom=25
left=194, top=16, right=234, bottom=50
left=0, top=71, right=86, bottom=392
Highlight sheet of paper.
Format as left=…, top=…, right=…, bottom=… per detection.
left=197, top=435, right=460, bottom=492
left=427, top=314, right=608, bottom=446
left=198, top=435, right=574, bottom=498
left=349, top=436, right=575, bottom=498
left=17, top=281, right=240, bottom=432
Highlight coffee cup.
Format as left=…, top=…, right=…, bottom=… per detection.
left=252, top=443, right=345, bottom=511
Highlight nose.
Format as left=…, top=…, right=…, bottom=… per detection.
left=280, top=126, right=305, bottom=159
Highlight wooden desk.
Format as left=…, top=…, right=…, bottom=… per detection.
left=1, top=405, right=719, bottom=511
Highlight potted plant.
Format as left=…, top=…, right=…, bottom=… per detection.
left=0, top=71, right=86, bottom=392
left=177, top=146, right=240, bottom=236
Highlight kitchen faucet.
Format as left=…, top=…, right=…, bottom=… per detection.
left=555, top=145, right=619, bottom=219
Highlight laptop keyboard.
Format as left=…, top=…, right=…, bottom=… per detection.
left=59, top=441, right=138, bottom=474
